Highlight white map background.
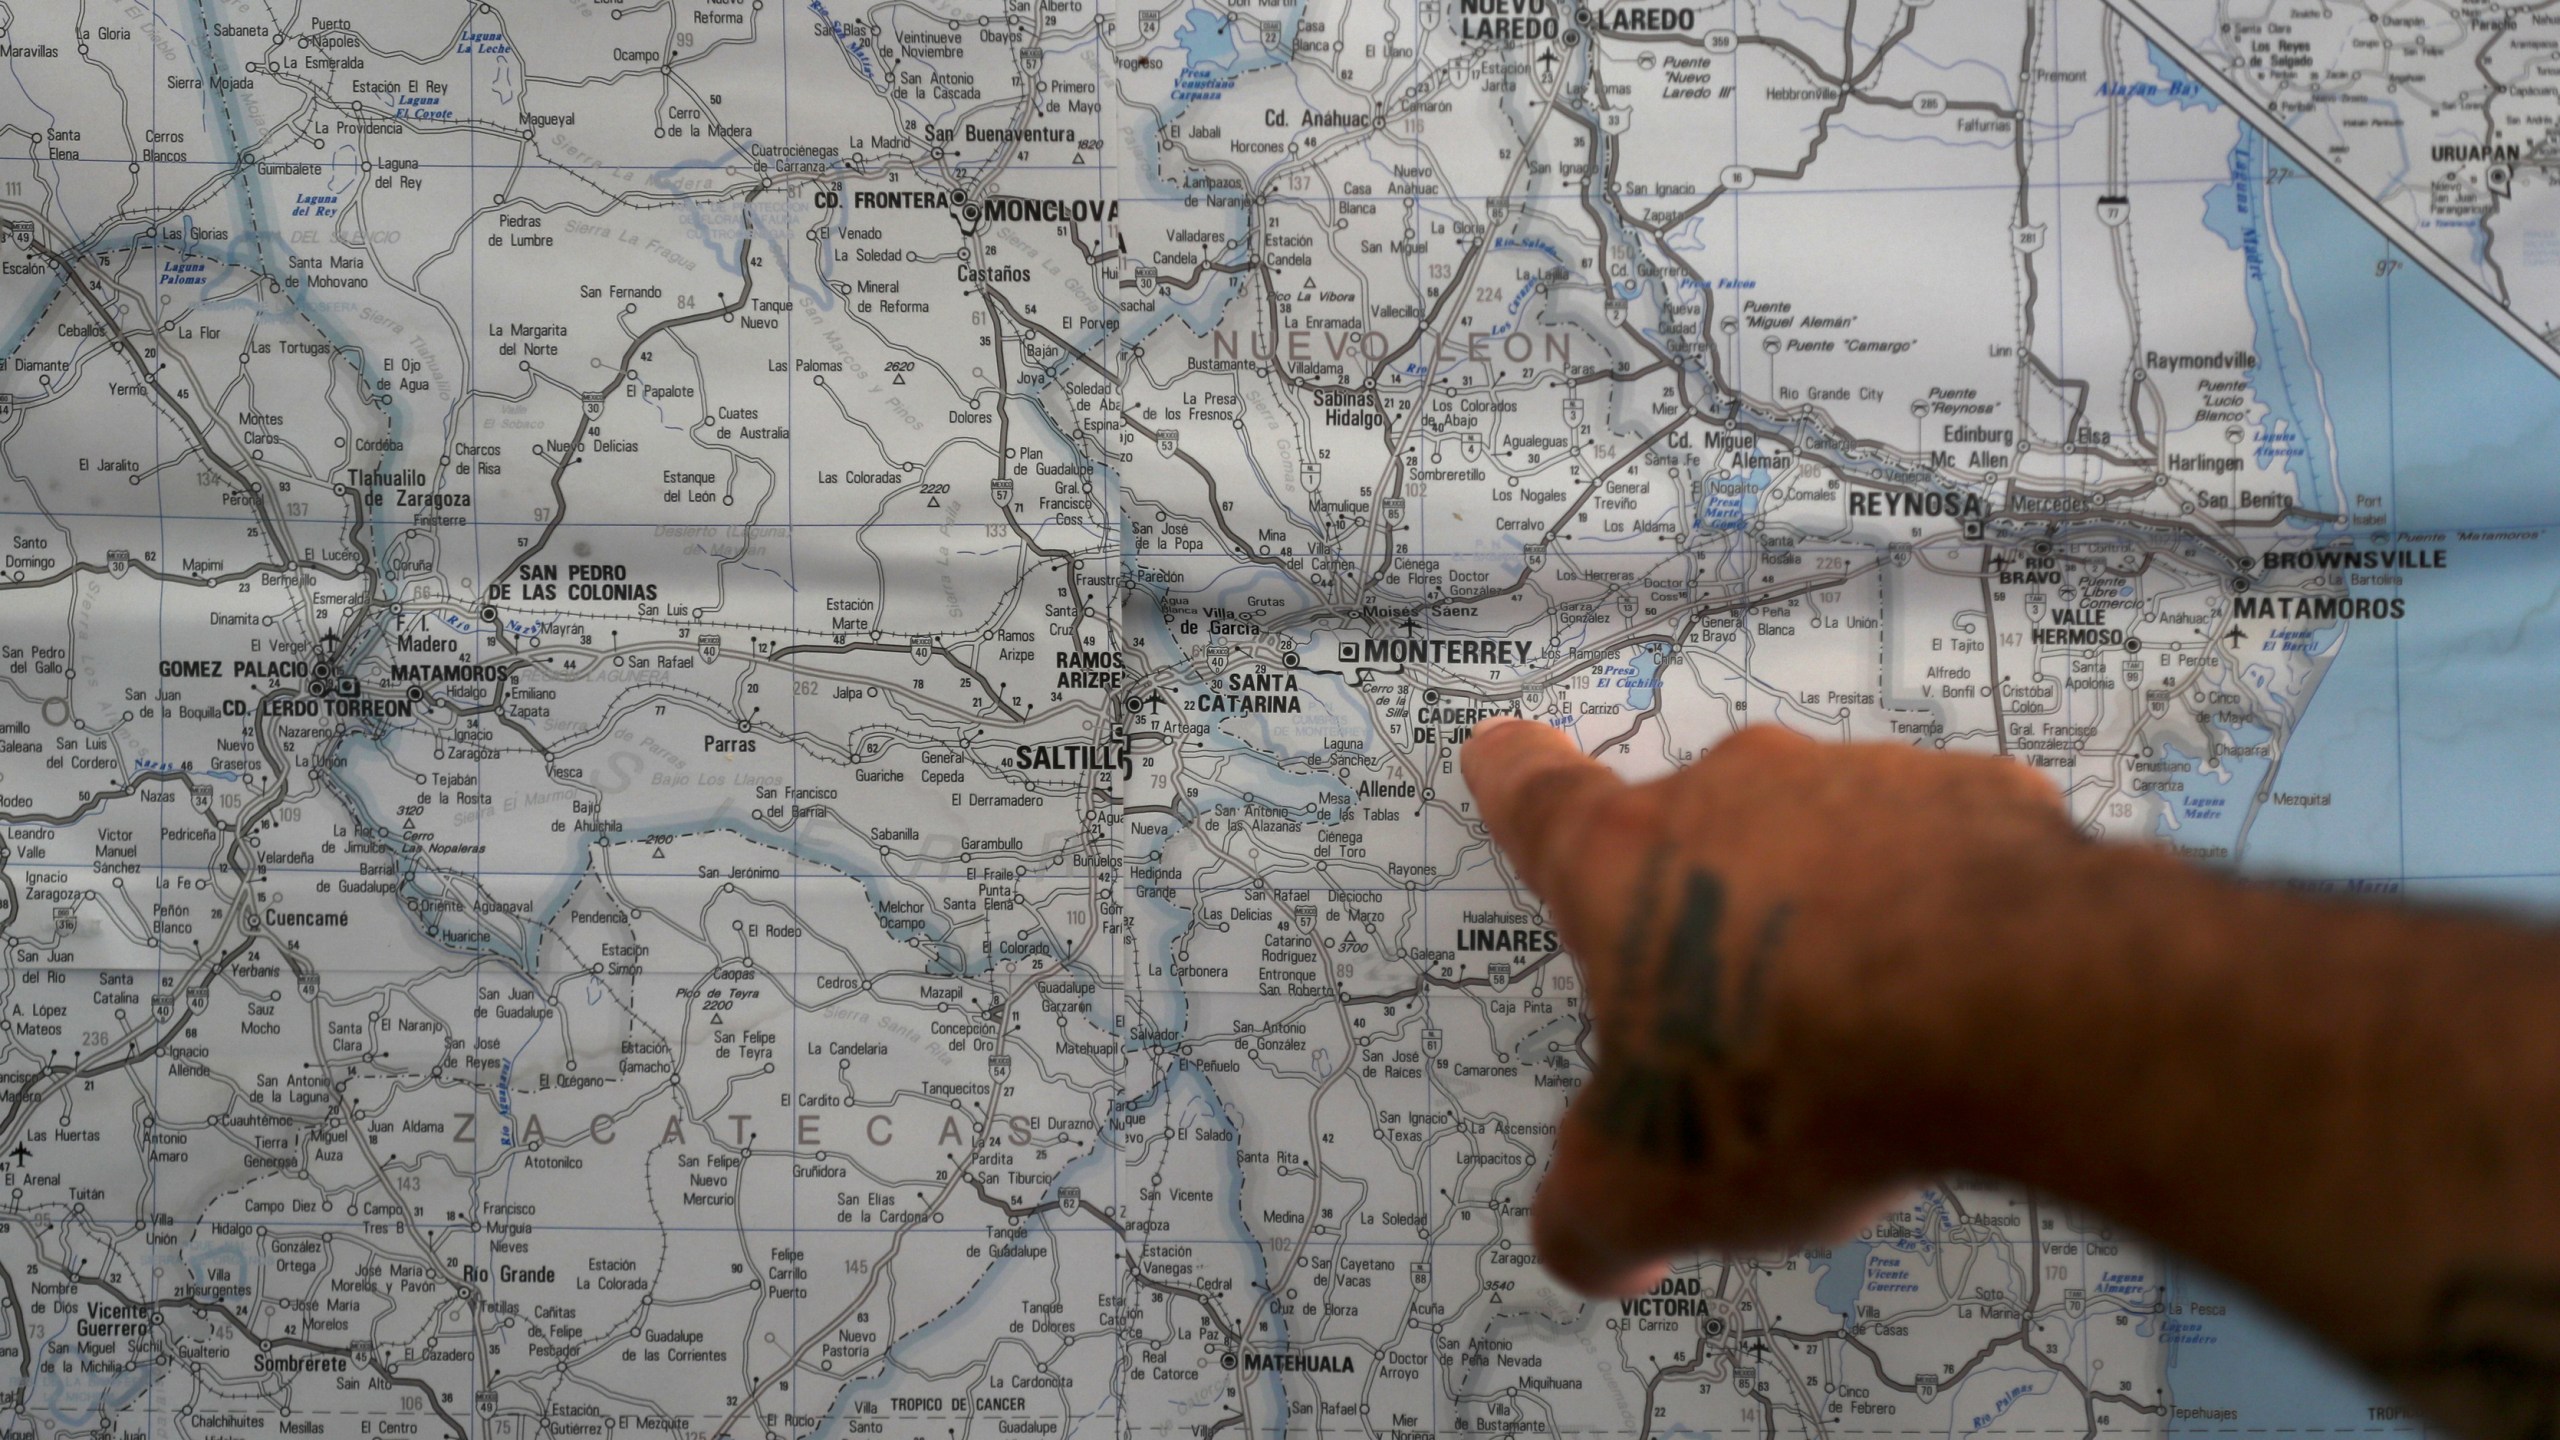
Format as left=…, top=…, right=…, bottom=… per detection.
left=0, top=0, right=2550, bottom=1436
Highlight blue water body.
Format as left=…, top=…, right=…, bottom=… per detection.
left=2199, top=133, right=2335, bottom=514
left=2171, top=63, right=2560, bottom=1439
left=1176, top=8, right=1239, bottom=71
left=2164, top=1265, right=2395, bottom=1435
left=2388, top=534, right=2560, bottom=898
left=2254, top=132, right=2560, bottom=532
left=2152, top=736, right=2272, bottom=857
left=1812, top=1240, right=1870, bottom=1317
left=2240, top=608, right=2402, bottom=881
left=2247, top=531, right=2560, bottom=907
left=2228, top=99, right=2560, bottom=905
left=1703, top=467, right=1770, bottom=532
left=2135, top=45, right=2220, bottom=110
left=2131, top=38, right=2560, bottom=1424
left=1172, top=8, right=1244, bottom=101
left=1592, top=647, right=1665, bottom=709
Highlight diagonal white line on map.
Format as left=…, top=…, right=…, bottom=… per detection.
left=2100, top=0, right=2560, bottom=384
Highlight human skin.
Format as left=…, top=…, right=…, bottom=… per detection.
left=1459, top=717, right=2560, bottom=1440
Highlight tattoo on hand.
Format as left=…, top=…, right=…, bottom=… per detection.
left=1581, top=1061, right=1713, bottom=1164
left=1584, top=857, right=1793, bottom=1160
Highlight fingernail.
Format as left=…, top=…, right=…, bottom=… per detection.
left=1468, top=714, right=1526, bottom=739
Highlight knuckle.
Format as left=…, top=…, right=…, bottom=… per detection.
left=1700, top=725, right=1816, bottom=780
left=1585, top=788, right=1661, bottom=844
left=1716, top=724, right=1814, bottom=760
left=1959, top=753, right=2068, bottom=812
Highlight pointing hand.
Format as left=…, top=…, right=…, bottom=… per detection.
left=1458, top=720, right=2075, bottom=1297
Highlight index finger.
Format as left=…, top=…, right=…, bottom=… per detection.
left=1459, top=717, right=1625, bottom=899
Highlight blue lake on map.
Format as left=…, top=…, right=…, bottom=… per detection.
left=2162, top=81, right=2560, bottom=1433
